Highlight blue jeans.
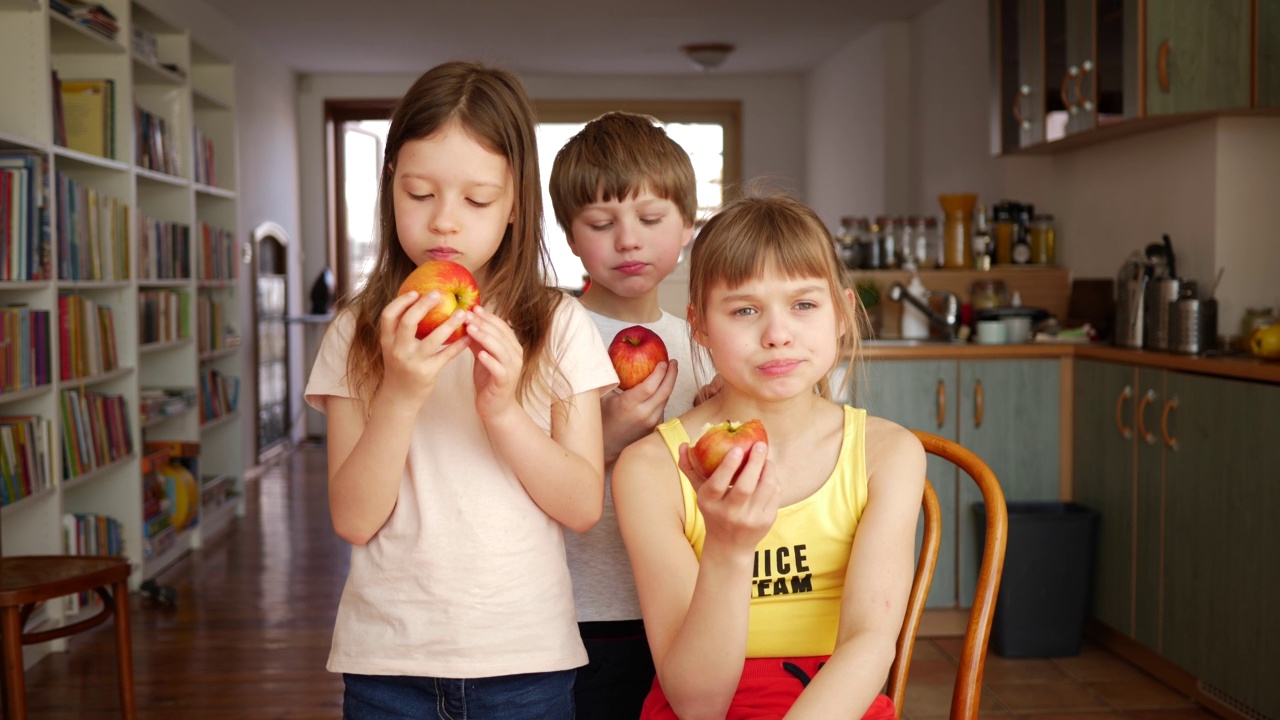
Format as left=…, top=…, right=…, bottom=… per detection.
left=343, top=670, right=575, bottom=720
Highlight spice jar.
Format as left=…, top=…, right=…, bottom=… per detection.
left=1029, top=214, right=1056, bottom=265
left=991, top=202, right=1017, bottom=265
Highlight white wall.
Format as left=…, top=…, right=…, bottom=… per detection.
left=1214, top=116, right=1280, bottom=330
left=140, top=0, right=302, bottom=469
left=807, top=22, right=913, bottom=230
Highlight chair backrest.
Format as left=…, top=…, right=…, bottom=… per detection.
left=885, top=430, right=1009, bottom=720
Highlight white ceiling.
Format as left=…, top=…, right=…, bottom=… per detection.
left=207, top=0, right=945, bottom=76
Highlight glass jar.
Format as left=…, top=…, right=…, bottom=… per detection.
left=834, top=216, right=860, bottom=269
left=971, top=205, right=992, bottom=271
left=860, top=218, right=882, bottom=269
left=991, top=202, right=1017, bottom=265
left=875, top=215, right=897, bottom=269
left=1029, top=214, right=1056, bottom=265
left=938, top=194, right=977, bottom=269
left=970, top=279, right=1010, bottom=310
left=921, top=216, right=941, bottom=268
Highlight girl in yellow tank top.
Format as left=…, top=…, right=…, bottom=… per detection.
left=613, top=194, right=926, bottom=720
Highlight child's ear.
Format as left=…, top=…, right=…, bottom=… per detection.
left=680, top=223, right=694, bottom=249
left=838, top=287, right=857, bottom=339
left=688, top=305, right=709, bottom=347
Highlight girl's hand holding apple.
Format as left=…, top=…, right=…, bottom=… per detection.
left=678, top=434, right=780, bottom=555
left=378, top=290, right=474, bottom=409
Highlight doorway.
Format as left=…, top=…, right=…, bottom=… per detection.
left=251, top=222, right=290, bottom=462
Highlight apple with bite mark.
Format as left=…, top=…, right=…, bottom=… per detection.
left=396, top=260, right=481, bottom=343
left=608, top=325, right=669, bottom=390
left=691, top=419, right=768, bottom=479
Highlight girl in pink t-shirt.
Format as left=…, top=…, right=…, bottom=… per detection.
left=305, top=61, right=616, bottom=719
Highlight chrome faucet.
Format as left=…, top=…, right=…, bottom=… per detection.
left=887, top=282, right=960, bottom=341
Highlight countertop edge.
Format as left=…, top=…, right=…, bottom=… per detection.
left=861, top=342, right=1280, bottom=384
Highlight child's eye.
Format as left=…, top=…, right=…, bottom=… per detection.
left=407, top=192, right=432, bottom=201
left=590, top=222, right=613, bottom=232
left=640, top=216, right=664, bottom=226
left=795, top=300, right=818, bottom=311
left=732, top=307, right=758, bottom=317
left=468, top=199, right=493, bottom=208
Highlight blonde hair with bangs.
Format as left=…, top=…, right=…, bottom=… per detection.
left=686, top=193, right=866, bottom=402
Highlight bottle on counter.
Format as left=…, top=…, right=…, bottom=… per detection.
left=971, top=205, right=992, bottom=271
left=1012, top=204, right=1034, bottom=265
left=900, top=274, right=931, bottom=339
left=876, top=215, right=898, bottom=269
left=861, top=218, right=882, bottom=269
left=938, top=193, right=978, bottom=269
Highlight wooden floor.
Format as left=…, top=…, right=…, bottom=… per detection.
left=20, top=446, right=346, bottom=719
left=15, top=445, right=1216, bottom=719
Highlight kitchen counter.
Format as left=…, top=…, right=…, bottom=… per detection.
left=861, top=341, right=1280, bottom=384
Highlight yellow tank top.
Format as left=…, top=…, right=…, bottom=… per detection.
left=655, top=406, right=870, bottom=658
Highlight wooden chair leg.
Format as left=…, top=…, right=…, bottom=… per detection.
left=111, top=580, right=136, bottom=720
left=2, top=606, right=27, bottom=720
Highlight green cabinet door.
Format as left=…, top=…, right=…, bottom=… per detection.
left=1132, top=368, right=1165, bottom=652
left=859, top=360, right=958, bottom=608
left=1071, top=359, right=1137, bottom=636
left=1260, top=0, right=1280, bottom=107
left=1160, top=372, right=1280, bottom=719
left=957, top=359, right=1061, bottom=607
left=1145, top=0, right=1251, bottom=115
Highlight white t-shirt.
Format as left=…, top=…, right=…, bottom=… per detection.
left=565, top=310, right=702, bottom=622
left=305, top=295, right=617, bottom=678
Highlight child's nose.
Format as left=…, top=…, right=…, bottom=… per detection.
left=430, top=198, right=459, bottom=234
left=614, top=220, right=642, bottom=251
left=762, top=315, right=794, bottom=347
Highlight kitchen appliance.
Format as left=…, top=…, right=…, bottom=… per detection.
left=1143, top=278, right=1181, bottom=351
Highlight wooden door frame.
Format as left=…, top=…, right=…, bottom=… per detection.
left=324, top=98, right=744, bottom=299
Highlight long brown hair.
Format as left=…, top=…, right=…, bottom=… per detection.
left=340, top=61, right=563, bottom=405
left=686, top=193, right=866, bottom=402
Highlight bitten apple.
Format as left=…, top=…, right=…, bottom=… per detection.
left=396, top=260, right=481, bottom=343
left=690, top=419, right=768, bottom=479
left=608, top=325, right=669, bottom=390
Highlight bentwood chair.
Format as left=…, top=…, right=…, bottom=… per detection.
left=0, top=556, right=135, bottom=719
left=885, top=430, right=1009, bottom=720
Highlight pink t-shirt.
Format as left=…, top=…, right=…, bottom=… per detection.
left=305, top=295, right=617, bottom=678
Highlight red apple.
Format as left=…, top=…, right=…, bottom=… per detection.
left=396, top=260, right=481, bottom=343
left=608, top=325, right=669, bottom=390
left=690, top=419, right=768, bottom=479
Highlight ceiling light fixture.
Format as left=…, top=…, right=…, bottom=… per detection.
left=681, top=43, right=735, bottom=72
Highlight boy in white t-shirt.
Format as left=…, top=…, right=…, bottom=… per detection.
left=549, top=112, right=712, bottom=719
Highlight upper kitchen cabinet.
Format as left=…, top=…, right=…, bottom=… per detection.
left=1259, top=0, right=1280, bottom=107
left=1042, top=0, right=1140, bottom=142
left=990, top=0, right=1045, bottom=154
left=1145, top=0, right=1251, bottom=116
left=990, top=0, right=1255, bottom=154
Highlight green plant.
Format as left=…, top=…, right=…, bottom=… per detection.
left=855, top=279, right=881, bottom=309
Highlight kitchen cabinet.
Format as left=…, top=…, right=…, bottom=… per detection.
left=1145, top=0, right=1251, bottom=116
left=858, top=357, right=1061, bottom=608
left=990, top=0, right=1253, bottom=154
left=1073, top=359, right=1280, bottom=720
left=990, top=0, right=1045, bottom=153
left=1260, top=0, right=1280, bottom=107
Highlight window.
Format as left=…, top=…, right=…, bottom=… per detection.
left=326, top=99, right=741, bottom=298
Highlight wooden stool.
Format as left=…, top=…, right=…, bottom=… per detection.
left=0, top=556, right=135, bottom=720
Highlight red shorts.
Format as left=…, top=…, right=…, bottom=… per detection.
left=638, top=655, right=898, bottom=720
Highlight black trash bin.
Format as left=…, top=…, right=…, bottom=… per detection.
left=973, top=501, right=1099, bottom=658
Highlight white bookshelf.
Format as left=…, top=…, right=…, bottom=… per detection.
left=0, top=0, right=244, bottom=666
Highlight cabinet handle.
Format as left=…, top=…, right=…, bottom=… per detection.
left=1061, top=69, right=1077, bottom=114
left=1136, top=389, right=1157, bottom=445
left=1012, top=84, right=1031, bottom=130
left=936, top=379, right=946, bottom=429
left=1160, top=396, right=1179, bottom=451
left=974, top=379, right=984, bottom=428
left=1115, top=384, right=1133, bottom=440
left=1076, top=60, right=1094, bottom=112
left=1158, top=40, right=1171, bottom=92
